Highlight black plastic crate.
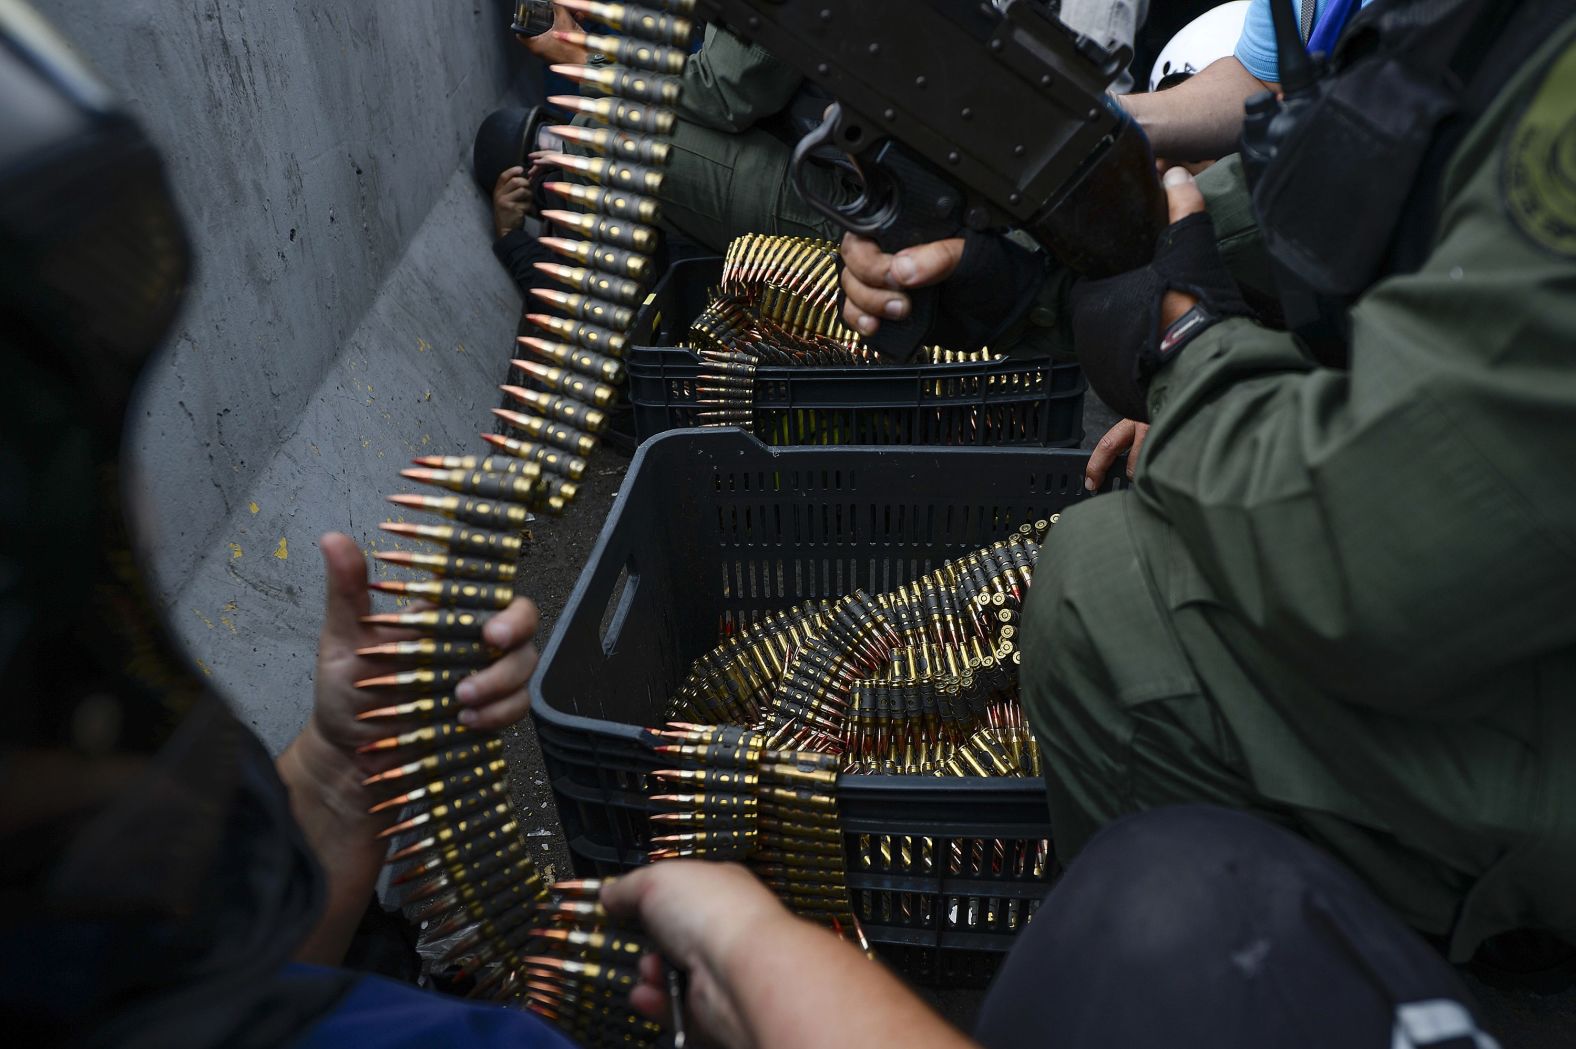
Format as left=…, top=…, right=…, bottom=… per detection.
left=628, top=258, right=1086, bottom=448
left=530, top=430, right=1124, bottom=985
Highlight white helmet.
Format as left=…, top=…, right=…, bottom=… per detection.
left=1148, top=1, right=1253, bottom=93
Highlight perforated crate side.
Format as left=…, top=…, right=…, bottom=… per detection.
left=530, top=431, right=1125, bottom=981
left=626, top=258, right=1086, bottom=448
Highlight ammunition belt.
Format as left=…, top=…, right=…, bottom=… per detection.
left=682, top=232, right=1018, bottom=433
left=651, top=519, right=1061, bottom=956
left=647, top=725, right=866, bottom=945
left=351, top=3, right=697, bottom=1044
left=667, top=517, right=1054, bottom=772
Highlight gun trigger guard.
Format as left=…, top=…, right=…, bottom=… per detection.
left=791, top=107, right=885, bottom=236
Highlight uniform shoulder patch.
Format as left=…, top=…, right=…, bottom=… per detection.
left=1503, top=38, right=1576, bottom=257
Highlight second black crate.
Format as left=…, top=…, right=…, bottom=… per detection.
left=530, top=430, right=1126, bottom=985
left=627, top=258, right=1086, bottom=448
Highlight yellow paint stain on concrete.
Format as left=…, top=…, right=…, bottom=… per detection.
left=228, top=543, right=243, bottom=560
left=420, top=433, right=431, bottom=445
left=274, top=538, right=289, bottom=560
left=195, top=658, right=213, bottom=677
left=219, top=615, right=238, bottom=635
left=192, top=609, right=215, bottom=629
left=422, top=390, right=432, bottom=402
left=222, top=601, right=238, bottom=613
left=361, top=437, right=371, bottom=449
left=455, top=342, right=466, bottom=354
left=417, top=337, right=431, bottom=353
left=249, top=501, right=260, bottom=514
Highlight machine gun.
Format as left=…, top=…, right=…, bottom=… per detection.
left=689, top=0, right=1167, bottom=358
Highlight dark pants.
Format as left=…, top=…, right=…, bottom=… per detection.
left=975, top=806, right=1498, bottom=1049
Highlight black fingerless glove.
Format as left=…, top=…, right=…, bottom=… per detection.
left=1070, top=212, right=1253, bottom=421
left=930, top=231, right=1050, bottom=351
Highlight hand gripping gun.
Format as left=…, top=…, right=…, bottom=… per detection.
left=689, top=0, right=1167, bottom=358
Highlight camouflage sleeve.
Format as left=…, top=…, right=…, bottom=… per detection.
left=1132, top=29, right=1576, bottom=712
left=676, top=24, right=804, bottom=133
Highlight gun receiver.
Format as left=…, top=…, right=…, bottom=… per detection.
left=690, top=0, right=1167, bottom=358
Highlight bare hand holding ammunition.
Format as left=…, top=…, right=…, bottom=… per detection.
left=602, top=861, right=787, bottom=1048
left=311, top=532, right=541, bottom=766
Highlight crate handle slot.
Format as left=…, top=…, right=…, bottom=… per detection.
left=598, top=561, right=640, bottom=654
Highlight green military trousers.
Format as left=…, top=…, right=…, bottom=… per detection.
left=1020, top=491, right=1576, bottom=961
left=566, top=110, right=846, bottom=254
left=654, top=118, right=847, bottom=253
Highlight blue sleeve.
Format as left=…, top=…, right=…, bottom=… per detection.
left=1234, top=0, right=1311, bottom=84
left=286, top=965, right=583, bottom=1049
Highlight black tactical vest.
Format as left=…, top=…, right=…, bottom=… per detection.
left=1248, top=0, right=1571, bottom=362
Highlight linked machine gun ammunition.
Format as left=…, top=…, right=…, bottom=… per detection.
left=347, top=3, right=701, bottom=1044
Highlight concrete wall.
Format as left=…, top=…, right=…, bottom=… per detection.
left=47, top=0, right=540, bottom=748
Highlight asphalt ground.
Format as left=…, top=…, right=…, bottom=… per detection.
left=499, top=393, right=1574, bottom=1046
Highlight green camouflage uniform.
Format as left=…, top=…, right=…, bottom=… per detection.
left=657, top=25, right=847, bottom=251
left=1020, top=19, right=1576, bottom=960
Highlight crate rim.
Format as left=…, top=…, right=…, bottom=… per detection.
left=628, top=342, right=1082, bottom=381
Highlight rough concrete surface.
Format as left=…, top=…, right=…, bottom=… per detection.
left=46, top=0, right=537, bottom=746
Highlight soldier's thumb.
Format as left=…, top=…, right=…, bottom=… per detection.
left=1163, top=166, right=1206, bottom=224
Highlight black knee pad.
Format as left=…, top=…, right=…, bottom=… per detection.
left=975, top=806, right=1491, bottom=1049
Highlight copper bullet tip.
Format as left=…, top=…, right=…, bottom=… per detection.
left=359, top=763, right=409, bottom=786
left=354, top=703, right=406, bottom=721
left=542, top=125, right=589, bottom=144
left=370, top=552, right=418, bottom=569
left=354, top=639, right=408, bottom=656
left=387, top=494, right=430, bottom=510
left=367, top=791, right=412, bottom=815
left=353, top=671, right=407, bottom=689
left=376, top=812, right=428, bottom=840
left=400, top=467, right=443, bottom=482
left=368, top=580, right=413, bottom=596
left=538, top=236, right=580, bottom=253
left=356, top=736, right=400, bottom=754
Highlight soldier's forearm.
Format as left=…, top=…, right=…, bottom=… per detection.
left=1119, top=57, right=1271, bottom=163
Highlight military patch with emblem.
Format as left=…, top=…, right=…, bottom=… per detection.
left=1504, top=39, right=1576, bottom=257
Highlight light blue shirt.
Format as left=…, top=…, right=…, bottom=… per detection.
left=1234, top=0, right=1376, bottom=83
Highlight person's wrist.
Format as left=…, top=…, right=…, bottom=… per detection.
left=708, top=894, right=804, bottom=974
left=282, top=715, right=382, bottom=836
